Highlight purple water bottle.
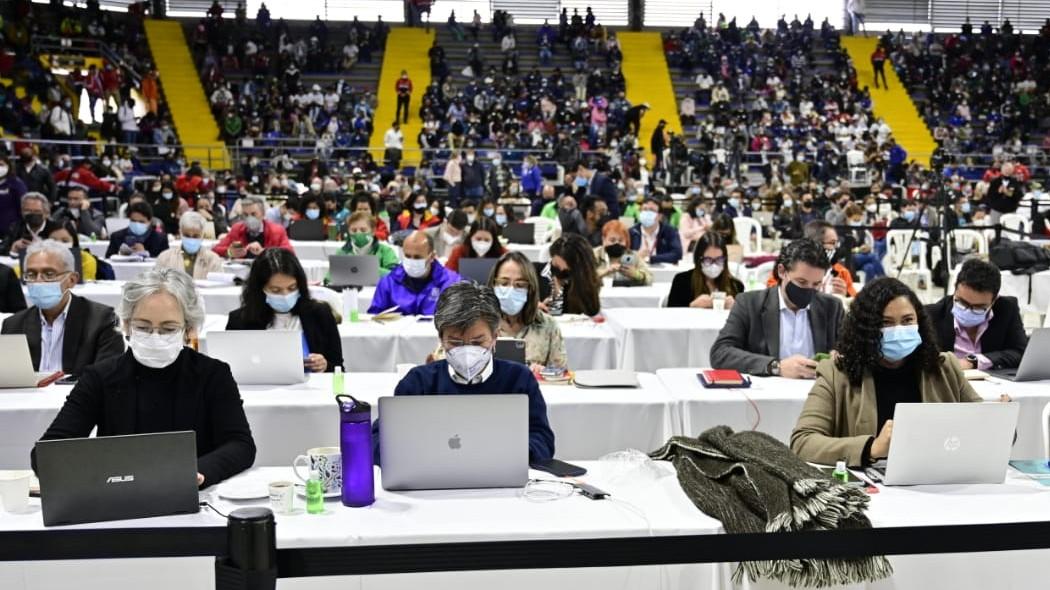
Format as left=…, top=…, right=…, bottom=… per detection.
left=337, top=394, right=375, bottom=507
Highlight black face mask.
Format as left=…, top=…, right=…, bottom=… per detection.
left=784, top=280, right=816, bottom=309
left=801, top=201, right=813, bottom=210
left=604, top=243, right=626, bottom=258
left=552, top=266, right=572, bottom=281
left=23, top=213, right=43, bottom=228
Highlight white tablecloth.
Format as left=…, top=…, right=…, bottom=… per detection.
left=658, top=369, right=1050, bottom=458
left=602, top=308, right=730, bottom=371
left=505, top=243, right=549, bottom=263
left=649, top=263, right=689, bottom=284
left=85, top=240, right=351, bottom=262
left=1031, top=269, right=1050, bottom=313
left=64, top=281, right=340, bottom=316
left=599, top=284, right=669, bottom=308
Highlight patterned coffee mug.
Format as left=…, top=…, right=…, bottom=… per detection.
left=292, top=447, right=342, bottom=494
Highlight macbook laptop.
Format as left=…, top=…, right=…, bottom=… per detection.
left=458, top=257, right=497, bottom=284
left=987, top=328, right=1050, bottom=382
left=105, top=217, right=130, bottom=235
left=288, top=218, right=325, bottom=241
left=35, top=431, right=200, bottom=526
left=328, top=254, right=380, bottom=288
left=504, top=223, right=535, bottom=245
left=0, top=335, right=47, bottom=388
left=879, top=402, right=1019, bottom=485
left=494, top=338, right=527, bottom=364
left=206, top=330, right=307, bottom=385
left=379, top=394, right=528, bottom=490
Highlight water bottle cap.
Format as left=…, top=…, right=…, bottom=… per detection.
left=336, top=394, right=371, bottom=420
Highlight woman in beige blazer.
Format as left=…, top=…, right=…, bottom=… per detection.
left=791, top=277, right=985, bottom=467
left=154, top=211, right=224, bottom=280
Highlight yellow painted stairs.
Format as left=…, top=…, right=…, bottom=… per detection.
left=143, top=19, right=228, bottom=169
left=617, top=32, right=682, bottom=165
left=840, top=36, right=936, bottom=166
left=369, top=28, right=434, bottom=168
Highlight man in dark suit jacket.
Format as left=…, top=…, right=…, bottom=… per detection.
left=629, top=197, right=683, bottom=264
left=2, top=240, right=124, bottom=375
left=577, top=161, right=620, bottom=219
left=710, top=239, right=844, bottom=378
left=0, top=264, right=27, bottom=313
left=925, top=258, right=1028, bottom=370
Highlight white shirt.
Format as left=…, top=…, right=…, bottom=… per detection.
left=269, top=313, right=302, bottom=331
left=778, top=287, right=815, bottom=360
left=38, top=295, right=72, bottom=373
left=384, top=128, right=403, bottom=149
left=447, top=355, right=494, bottom=385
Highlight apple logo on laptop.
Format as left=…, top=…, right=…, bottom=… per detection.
left=447, top=435, right=462, bottom=450
left=350, top=266, right=359, bottom=273
left=943, top=436, right=961, bottom=452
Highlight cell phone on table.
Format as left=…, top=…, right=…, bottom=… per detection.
left=530, top=458, right=587, bottom=477
left=56, top=375, right=78, bottom=385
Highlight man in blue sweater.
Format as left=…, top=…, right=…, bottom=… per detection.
left=373, top=282, right=555, bottom=463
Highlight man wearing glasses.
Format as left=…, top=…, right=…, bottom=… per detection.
left=925, top=258, right=1028, bottom=370
left=1, top=239, right=123, bottom=376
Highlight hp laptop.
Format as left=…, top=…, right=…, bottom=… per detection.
left=503, top=223, right=535, bottom=245
left=288, top=219, right=325, bottom=241
left=879, top=402, right=1019, bottom=485
left=988, top=328, right=1050, bottom=382
left=206, top=330, right=307, bottom=385
left=0, top=335, right=46, bottom=388
left=36, top=431, right=200, bottom=526
left=494, top=338, right=527, bottom=364
left=379, top=394, right=528, bottom=490
left=458, top=257, right=498, bottom=284
left=328, top=254, right=380, bottom=288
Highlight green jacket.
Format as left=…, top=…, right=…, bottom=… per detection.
left=622, top=202, right=641, bottom=222
left=541, top=200, right=558, bottom=220
left=327, top=240, right=401, bottom=284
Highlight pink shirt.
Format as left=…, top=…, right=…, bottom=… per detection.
left=952, top=310, right=994, bottom=370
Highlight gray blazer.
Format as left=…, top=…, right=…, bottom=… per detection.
left=709, top=286, right=844, bottom=375
left=1, top=294, right=125, bottom=376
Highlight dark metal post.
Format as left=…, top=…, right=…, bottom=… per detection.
left=214, top=507, right=277, bottom=590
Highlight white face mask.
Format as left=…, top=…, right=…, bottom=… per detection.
left=446, top=344, right=491, bottom=382
left=442, top=230, right=462, bottom=245
left=472, top=239, right=493, bottom=256
left=402, top=257, right=430, bottom=278
left=129, top=330, right=185, bottom=369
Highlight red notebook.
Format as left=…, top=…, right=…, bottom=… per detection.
left=698, top=369, right=751, bottom=389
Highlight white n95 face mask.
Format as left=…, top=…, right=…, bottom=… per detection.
left=129, top=330, right=185, bottom=369
left=446, top=345, right=491, bottom=382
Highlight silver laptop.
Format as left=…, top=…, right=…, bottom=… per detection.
left=458, top=257, right=497, bottom=284
left=0, top=334, right=47, bottom=388
left=881, top=402, right=1019, bottom=485
left=328, top=254, right=380, bottom=288
left=988, top=328, right=1050, bottom=382
left=379, top=394, right=528, bottom=490
left=205, top=330, right=307, bottom=385
left=36, top=431, right=200, bottom=526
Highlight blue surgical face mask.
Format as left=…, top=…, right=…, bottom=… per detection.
left=960, top=202, right=972, bottom=214
left=494, top=285, right=529, bottom=316
left=266, top=291, right=300, bottom=313
left=27, top=281, right=66, bottom=310
left=639, top=210, right=658, bottom=228
left=952, top=301, right=990, bottom=328
left=574, top=175, right=588, bottom=188
left=181, top=237, right=203, bottom=255
left=902, top=210, right=916, bottom=222
left=495, top=214, right=507, bottom=226
left=728, top=198, right=741, bottom=210
left=128, top=221, right=149, bottom=236
left=305, top=209, right=321, bottom=220
left=880, top=324, right=922, bottom=361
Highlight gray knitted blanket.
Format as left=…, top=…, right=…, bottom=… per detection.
left=651, top=426, right=892, bottom=588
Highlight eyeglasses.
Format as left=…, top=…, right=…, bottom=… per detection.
left=494, top=278, right=530, bottom=290
left=23, top=271, right=70, bottom=283
left=129, top=323, right=186, bottom=337
left=954, top=298, right=992, bottom=313
left=443, top=336, right=492, bottom=349
left=700, top=256, right=726, bottom=266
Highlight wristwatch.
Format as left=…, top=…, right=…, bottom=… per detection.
left=767, top=359, right=781, bottom=377
left=965, top=353, right=979, bottom=366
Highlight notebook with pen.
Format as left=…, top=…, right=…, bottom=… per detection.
left=697, top=369, right=751, bottom=389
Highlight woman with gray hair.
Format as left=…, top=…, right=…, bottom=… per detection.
left=154, top=211, right=225, bottom=279
left=370, top=281, right=555, bottom=464
left=33, top=268, right=256, bottom=488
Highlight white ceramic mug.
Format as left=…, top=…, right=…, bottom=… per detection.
left=292, top=447, right=342, bottom=495
left=268, top=481, right=294, bottom=514
left=0, top=470, right=32, bottom=513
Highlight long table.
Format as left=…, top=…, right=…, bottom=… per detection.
left=0, top=372, right=677, bottom=469
left=3, top=460, right=1050, bottom=590
left=658, top=369, right=1050, bottom=458
left=602, top=307, right=730, bottom=371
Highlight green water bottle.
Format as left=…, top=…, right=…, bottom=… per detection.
left=333, top=367, right=344, bottom=396
left=832, top=460, right=849, bottom=484
left=306, top=470, right=325, bottom=514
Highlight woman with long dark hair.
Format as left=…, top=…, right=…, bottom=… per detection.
left=225, top=248, right=343, bottom=372
left=791, top=278, right=988, bottom=467
left=546, top=233, right=601, bottom=317
left=444, top=216, right=507, bottom=272
left=667, top=232, right=743, bottom=308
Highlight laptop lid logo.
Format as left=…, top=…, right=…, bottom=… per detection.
left=447, top=435, right=462, bottom=450
left=106, top=475, right=135, bottom=483
left=943, top=436, right=961, bottom=452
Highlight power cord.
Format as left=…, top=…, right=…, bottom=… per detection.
left=200, top=501, right=229, bottom=518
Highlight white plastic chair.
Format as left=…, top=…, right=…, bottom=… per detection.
left=848, top=166, right=869, bottom=185
left=999, top=213, right=1031, bottom=240
left=1043, top=298, right=1050, bottom=328
left=737, top=259, right=776, bottom=291
left=884, top=229, right=932, bottom=299
left=732, top=216, right=763, bottom=256
left=524, top=216, right=559, bottom=243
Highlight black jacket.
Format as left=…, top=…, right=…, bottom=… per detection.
left=1, top=293, right=125, bottom=375
left=225, top=299, right=344, bottom=372
left=925, top=295, right=1028, bottom=370
left=17, top=162, right=56, bottom=202
left=105, top=227, right=170, bottom=258
left=667, top=270, right=744, bottom=308
left=0, top=264, right=26, bottom=313
left=0, top=219, right=63, bottom=256
left=588, top=173, right=619, bottom=219
left=32, top=349, right=256, bottom=487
